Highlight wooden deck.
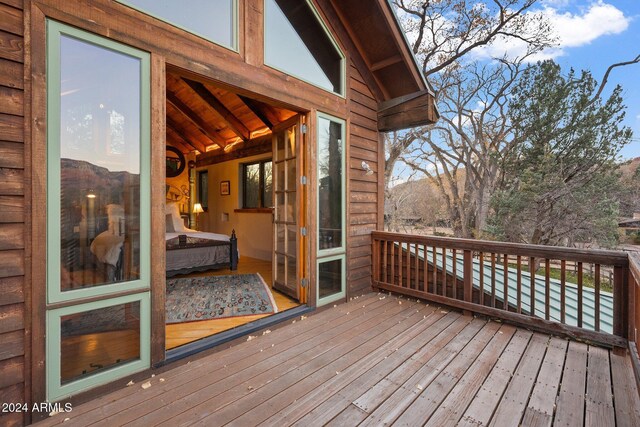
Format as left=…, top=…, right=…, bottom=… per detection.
left=38, top=292, right=640, bottom=427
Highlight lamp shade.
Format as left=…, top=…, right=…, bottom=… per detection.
left=193, top=203, right=204, bottom=214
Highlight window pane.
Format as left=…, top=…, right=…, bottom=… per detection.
left=263, top=161, right=273, bottom=208
left=61, top=301, right=141, bottom=384
left=119, top=0, right=236, bottom=49
left=265, top=0, right=342, bottom=94
left=318, top=117, right=343, bottom=250
left=59, top=35, right=142, bottom=292
left=244, top=163, right=260, bottom=208
left=319, top=259, right=342, bottom=299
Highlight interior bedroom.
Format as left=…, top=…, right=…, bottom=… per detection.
left=162, top=69, right=304, bottom=350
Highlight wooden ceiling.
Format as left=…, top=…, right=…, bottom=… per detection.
left=166, top=71, right=297, bottom=154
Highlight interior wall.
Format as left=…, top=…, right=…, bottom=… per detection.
left=197, top=153, right=273, bottom=261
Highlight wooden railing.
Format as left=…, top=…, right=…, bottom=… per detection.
left=629, top=253, right=640, bottom=379
left=372, top=231, right=633, bottom=348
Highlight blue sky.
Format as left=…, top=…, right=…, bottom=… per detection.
left=513, top=0, right=640, bottom=160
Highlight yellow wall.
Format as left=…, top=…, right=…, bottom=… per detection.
left=197, top=153, right=273, bottom=261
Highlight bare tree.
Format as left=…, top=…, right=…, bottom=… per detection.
left=384, top=0, right=555, bottom=234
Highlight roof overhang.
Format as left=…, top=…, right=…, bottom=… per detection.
left=329, top=0, right=439, bottom=131
left=377, top=89, right=439, bottom=132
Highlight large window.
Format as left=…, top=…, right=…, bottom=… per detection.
left=118, top=0, right=237, bottom=50
left=317, top=114, right=345, bottom=305
left=242, top=160, right=273, bottom=209
left=265, top=0, right=344, bottom=95
left=46, top=20, right=150, bottom=401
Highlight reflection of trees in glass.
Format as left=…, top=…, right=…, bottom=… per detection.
left=109, top=110, right=125, bottom=155
left=318, top=119, right=342, bottom=249
left=62, top=105, right=93, bottom=153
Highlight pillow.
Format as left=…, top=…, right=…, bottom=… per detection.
left=165, top=202, right=185, bottom=232
left=105, top=204, right=124, bottom=235
left=166, top=214, right=176, bottom=233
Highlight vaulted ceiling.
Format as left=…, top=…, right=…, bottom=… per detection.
left=165, top=71, right=297, bottom=154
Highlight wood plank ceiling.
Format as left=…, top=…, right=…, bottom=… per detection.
left=165, top=72, right=297, bottom=154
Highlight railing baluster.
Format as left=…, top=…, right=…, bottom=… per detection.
left=491, top=253, right=496, bottom=308
left=530, top=256, right=536, bottom=317
left=423, top=244, right=428, bottom=293
left=390, top=242, right=395, bottom=286
left=432, top=246, right=437, bottom=295
left=373, top=239, right=380, bottom=284
left=452, top=248, right=458, bottom=299
left=503, top=254, right=509, bottom=311
left=441, top=247, right=447, bottom=297
left=415, top=243, right=420, bottom=291
left=516, top=255, right=522, bottom=313
left=578, top=262, right=583, bottom=328
left=407, top=243, right=411, bottom=288
left=479, top=252, right=485, bottom=306
left=398, top=242, right=403, bottom=287
left=595, top=263, right=601, bottom=332
left=464, top=250, right=472, bottom=304
left=560, top=260, right=566, bottom=324
left=382, top=240, right=388, bottom=284
left=545, top=259, right=550, bottom=321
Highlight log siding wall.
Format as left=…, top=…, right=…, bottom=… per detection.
left=347, top=62, right=379, bottom=294
left=0, top=1, right=27, bottom=426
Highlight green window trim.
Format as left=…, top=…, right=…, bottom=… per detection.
left=46, top=20, right=151, bottom=304
left=316, top=112, right=346, bottom=306
left=46, top=292, right=151, bottom=401
left=116, top=0, right=239, bottom=52
left=316, top=112, right=346, bottom=258
left=264, top=0, right=346, bottom=97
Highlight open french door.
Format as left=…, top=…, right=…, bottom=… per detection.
left=272, top=116, right=307, bottom=303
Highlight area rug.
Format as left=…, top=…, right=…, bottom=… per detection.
left=165, top=273, right=278, bottom=324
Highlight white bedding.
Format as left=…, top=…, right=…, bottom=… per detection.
left=90, top=231, right=124, bottom=267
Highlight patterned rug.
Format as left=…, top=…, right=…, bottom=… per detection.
left=165, top=273, right=278, bottom=324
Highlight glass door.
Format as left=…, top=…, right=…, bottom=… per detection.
left=46, top=21, right=150, bottom=401
left=273, top=117, right=304, bottom=301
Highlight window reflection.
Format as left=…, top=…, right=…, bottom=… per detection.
left=61, top=301, right=141, bottom=384
left=59, top=35, right=141, bottom=291
left=265, top=0, right=343, bottom=94
left=119, top=0, right=236, bottom=49
left=318, top=117, right=343, bottom=250
left=319, top=259, right=342, bottom=299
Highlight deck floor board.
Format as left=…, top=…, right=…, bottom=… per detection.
left=35, top=292, right=640, bottom=427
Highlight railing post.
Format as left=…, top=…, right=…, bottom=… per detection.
left=613, top=265, right=628, bottom=338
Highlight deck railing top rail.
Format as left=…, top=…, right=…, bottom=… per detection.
left=372, top=231, right=630, bottom=266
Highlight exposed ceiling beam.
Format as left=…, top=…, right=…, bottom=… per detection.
left=167, top=91, right=228, bottom=148
left=165, top=129, right=193, bottom=154
left=238, top=95, right=274, bottom=130
left=166, top=116, right=208, bottom=153
left=183, top=78, right=251, bottom=142
left=370, top=54, right=402, bottom=72
left=197, top=135, right=272, bottom=167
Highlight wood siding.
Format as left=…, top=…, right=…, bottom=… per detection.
left=0, top=1, right=26, bottom=426
left=347, top=62, right=379, bottom=295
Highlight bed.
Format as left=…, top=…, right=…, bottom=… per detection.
left=165, top=203, right=238, bottom=277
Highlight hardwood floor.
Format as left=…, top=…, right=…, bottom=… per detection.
left=165, top=256, right=301, bottom=350
left=37, top=292, right=640, bottom=427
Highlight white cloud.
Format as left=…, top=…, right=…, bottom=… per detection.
left=473, top=1, right=630, bottom=61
